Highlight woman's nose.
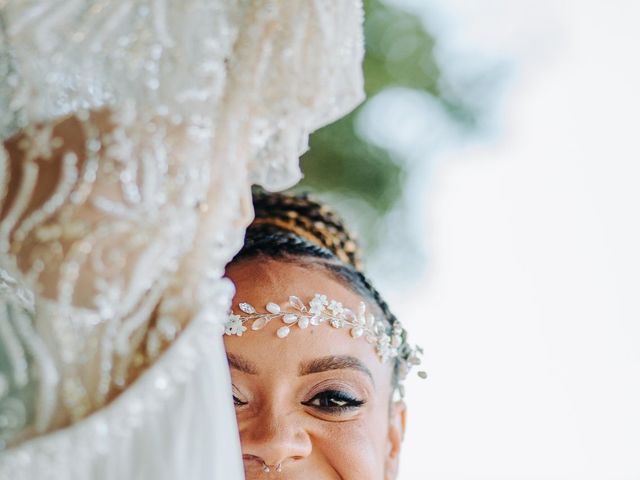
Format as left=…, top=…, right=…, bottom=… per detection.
left=240, top=407, right=312, bottom=468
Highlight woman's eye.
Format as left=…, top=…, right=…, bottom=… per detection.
left=232, top=387, right=248, bottom=407
left=232, top=395, right=247, bottom=406
left=302, top=390, right=365, bottom=412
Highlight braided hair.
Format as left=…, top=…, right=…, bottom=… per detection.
left=231, top=189, right=408, bottom=390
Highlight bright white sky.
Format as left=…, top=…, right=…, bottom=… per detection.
left=380, top=1, right=640, bottom=479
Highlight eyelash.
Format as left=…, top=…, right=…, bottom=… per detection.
left=232, top=389, right=366, bottom=413
left=302, top=390, right=365, bottom=413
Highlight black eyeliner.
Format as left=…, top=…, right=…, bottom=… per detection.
left=303, top=389, right=366, bottom=412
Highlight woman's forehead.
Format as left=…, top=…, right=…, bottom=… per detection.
left=227, top=259, right=362, bottom=307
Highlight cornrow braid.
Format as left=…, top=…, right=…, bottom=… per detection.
left=231, top=189, right=408, bottom=389
left=249, top=190, right=363, bottom=271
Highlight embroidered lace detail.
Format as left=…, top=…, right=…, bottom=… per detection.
left=0, top=278, right=243, bottom=480
left=0, top=0, right=364, bottom=453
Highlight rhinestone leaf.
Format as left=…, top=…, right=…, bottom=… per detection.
left=283, top=313, right=298, bottom=324
left=289, top=296, right=306, bottom=311
left=277, top=326, right=290, bottom=338
left=298, top=317, right=309, bottom=329
left=343, top=309, right=356, bottom=323
left=373, top=322, right=384, bottom=335
left=330, top=318, right=343, bottom=328
left=310, top=315, right=322, bottom=326
left=266, top=302, right=281, bottom=314
left=239, top=303, right=256, bottom=314
left=251, top=317, right=267, bottom=330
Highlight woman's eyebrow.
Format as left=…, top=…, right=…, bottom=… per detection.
left=227, top=353, right=259, bottom=375
left=298, top=355, right=375, bottom=386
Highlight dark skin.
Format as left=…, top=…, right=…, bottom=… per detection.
left=224, top=259, right=406, bottom=480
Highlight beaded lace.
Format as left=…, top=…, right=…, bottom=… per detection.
left=0, top=0, right=364, bottom=460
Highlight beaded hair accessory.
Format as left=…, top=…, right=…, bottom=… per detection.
left=225, top=293, right=426, bottom=385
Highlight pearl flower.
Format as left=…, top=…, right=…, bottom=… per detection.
left=224, top=314, right=247, bottom=336
left=328, top=300, right=344, bottom=315
left=309, top=294, right=328, bottom=314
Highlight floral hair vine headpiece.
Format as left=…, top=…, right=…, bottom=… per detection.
left=225, top=293, right=426, bottom=388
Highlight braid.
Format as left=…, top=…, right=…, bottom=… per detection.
left=237, top=224, right=336, bottom=263
left=249, top=190, right=363, bottom=271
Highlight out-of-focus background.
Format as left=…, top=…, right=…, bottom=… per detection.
left=295, top=0, right=640, bottom=479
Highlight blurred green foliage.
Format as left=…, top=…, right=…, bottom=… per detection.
left=293, top=0, right=488, bottom=268
left=297, top=0, right=476, bottom=215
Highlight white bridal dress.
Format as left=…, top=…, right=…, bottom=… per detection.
left=0, top=1, right=364, bottom=479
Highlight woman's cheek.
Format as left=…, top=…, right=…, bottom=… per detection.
left=313, top=419, right=387, bottom=479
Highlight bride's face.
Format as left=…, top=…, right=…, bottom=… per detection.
left=224, top=259, right=406, bottom=480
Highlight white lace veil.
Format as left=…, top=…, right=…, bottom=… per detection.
left=0, top=1, right=364, bottom=478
